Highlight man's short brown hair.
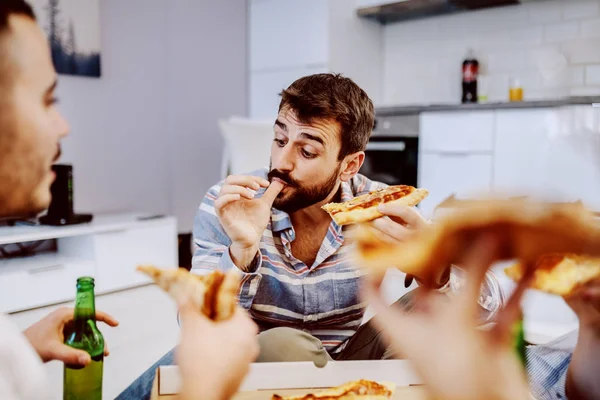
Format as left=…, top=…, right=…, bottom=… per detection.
left=0, top=0, right=36, bottom=88
left=278, top=73, right=375, bottom=160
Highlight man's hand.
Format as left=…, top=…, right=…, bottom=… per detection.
left=22, top=307, right=119, bottom=365
left=369, top=203, right=448, bottom=287
left=369, top=204, right=428, bottom=244
left=177, top=304, right=259, bottom=400
left=362, top=235, right=532, bottom=400
left=564, top=279, right=600, bottom=400
left=215, top=175, right=283, bottom=269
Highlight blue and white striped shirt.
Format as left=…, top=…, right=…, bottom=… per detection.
left=527, top=331, right=575, bottom=400
left=192, top=168, right=501, bottom=353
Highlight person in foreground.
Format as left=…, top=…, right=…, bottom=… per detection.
left=0, top=1, right=255, bottom=399
left=364, top=231, right=600, bottom=400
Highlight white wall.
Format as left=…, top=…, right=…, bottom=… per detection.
left=383, top=0, right=600, bottom=105
left=55, top=0, right=247, bottom=232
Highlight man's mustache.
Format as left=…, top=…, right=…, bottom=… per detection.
left=267, top=169, right=298, bottom=188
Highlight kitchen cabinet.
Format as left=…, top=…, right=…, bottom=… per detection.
left=418, top=111, right=495, bottom=217
left=494, top=106, right=600, bottom=209
left=248, top=0, right=382, bottom=119
left=418, top=153, right=493, bottom=217
left=250, top=0, right=329, bottom=71
left=494, top=109, right=553, bottom=195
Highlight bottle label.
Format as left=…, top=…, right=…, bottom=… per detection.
left=463, top=63, right=478, bottom=83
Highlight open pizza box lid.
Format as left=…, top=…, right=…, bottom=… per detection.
left=151, top=360, right=425, bottom=399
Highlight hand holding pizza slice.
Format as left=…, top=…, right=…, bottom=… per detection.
left=353, top=198, right=600, bottom=287
left=137, top=265, right=240, bottom=321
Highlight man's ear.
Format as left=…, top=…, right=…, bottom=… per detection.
left=340, top=152, right=365, bottom=182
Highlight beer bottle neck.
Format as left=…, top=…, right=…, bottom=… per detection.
left=73, top=285, right=96, bottom=324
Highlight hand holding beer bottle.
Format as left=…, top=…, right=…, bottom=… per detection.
left=23, top=305, right=118, bottom=366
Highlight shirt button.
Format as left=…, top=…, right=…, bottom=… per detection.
left=307, top=315, right=316, bottom=322
left=355, top=270, right=362, bottom=277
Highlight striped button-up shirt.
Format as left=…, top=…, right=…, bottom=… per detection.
left=527, top=331, right=576, bottom=400
left=192, top=168, right=502, bottom=354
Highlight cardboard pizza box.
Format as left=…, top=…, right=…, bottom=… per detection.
left=150, top=360, right=427, bottom=399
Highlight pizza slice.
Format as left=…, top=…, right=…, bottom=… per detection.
left=505, top=254, right=600, bottom=296
left=322, top=185, right=428, bottom=226
left=136, top=265, right=240, bottom=320
left=272, top=380, right=396, bottom=400
left=352, top=199, right=600, bottom=280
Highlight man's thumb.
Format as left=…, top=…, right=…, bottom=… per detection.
left=52, top=344, right=91, bottom=366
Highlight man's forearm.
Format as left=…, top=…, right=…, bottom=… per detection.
left=229, top=244, right=260, bottom=273
left=566, top=331, right=600, bottom=400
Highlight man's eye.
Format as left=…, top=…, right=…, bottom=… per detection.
left=301, top=149, right=316, bottom=159
left=274, top=139, right=285, bottom=147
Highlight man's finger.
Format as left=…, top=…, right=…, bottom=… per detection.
left=378, top=204, right=425, bottom=228
left=260, top=180, right=284, bottom=205
left=96, top=311, right=119, bottom=327
left=492, top=264, right=535, bottom=343
left=215, top=194, right=242, bottom=211
left=225, top=175, right=267, bottom=189
left=50, top=344, right=91, bottom=366
left=370, top=218, right=412, bottom=242
left=458, top=234, right=500, bottom=321
left=220, top=185, right=256, bottom=199
left=361, top=278, right=412, bottom=335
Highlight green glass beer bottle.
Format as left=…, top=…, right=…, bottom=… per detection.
left=513, top=312, right=527, bottom=369
left=63, top=277, right=104, bottom=400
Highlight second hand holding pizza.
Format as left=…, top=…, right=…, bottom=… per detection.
left=215, top=175, right=284, bottom=271
left=369, top=203, right=449, bottom=287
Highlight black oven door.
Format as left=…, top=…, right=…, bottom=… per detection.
left=360, top=136, right=418, bottom=187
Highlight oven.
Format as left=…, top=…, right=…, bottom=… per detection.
left=360, top=114, right=419, bottom=187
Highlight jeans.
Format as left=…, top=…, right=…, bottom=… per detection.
left=115, top=349, right=175, bottom=400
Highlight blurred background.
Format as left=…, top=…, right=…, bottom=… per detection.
left=2, top=0, right=600, bottom=398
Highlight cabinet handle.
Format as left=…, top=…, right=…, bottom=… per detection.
left=436, top=151, right=470, bottom=157
left=28, top=264, right=65, bottom=274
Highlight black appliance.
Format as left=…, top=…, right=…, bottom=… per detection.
left=361, top=114, right=419, bottom=187
left=39, top=164, right=93, bottom=226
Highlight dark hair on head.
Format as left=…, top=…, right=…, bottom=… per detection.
left=278, top=73, right=375, bottom=160
left=0, top=0, right=36, bottom=33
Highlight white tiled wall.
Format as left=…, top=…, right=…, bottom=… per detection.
left=382, top=0, right=600, bottom=105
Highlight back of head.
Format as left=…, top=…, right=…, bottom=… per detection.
left=278, top=73, right=375, bottom=160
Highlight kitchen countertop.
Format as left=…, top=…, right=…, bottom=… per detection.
left=376, top=96, right=600, bottom=116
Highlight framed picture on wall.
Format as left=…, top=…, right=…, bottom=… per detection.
left=29, top=0, right=101, bottom=78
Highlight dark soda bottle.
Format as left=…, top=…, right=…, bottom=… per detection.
left=462, top=49, right=479, bottom=103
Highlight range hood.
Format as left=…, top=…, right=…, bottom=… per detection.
left=357, top=0, right=541, bottom=24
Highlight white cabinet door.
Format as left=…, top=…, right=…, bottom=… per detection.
left=420, top=111, right=495, bottom=153
left=418, top=153, right=493, bottom=218
left=250, top=65, right=329, bottom=119
left=494, top=108, right=600, bottom=208
left=250, top=0, right=329, bottom=71
left=494, top=109, right=553, bottom=196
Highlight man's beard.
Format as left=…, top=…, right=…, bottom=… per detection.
left=267, top=164, right=341, bottom=214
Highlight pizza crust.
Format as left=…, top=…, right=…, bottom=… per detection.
left=505, top=254, right=600, bottom=296
left=272, top=380, right=396, bottom=400
left=137, top=265, right=240, bottom=320
left=353, top=199, right=600, bottom=280
left=323, top=187, right=428, bottom=226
